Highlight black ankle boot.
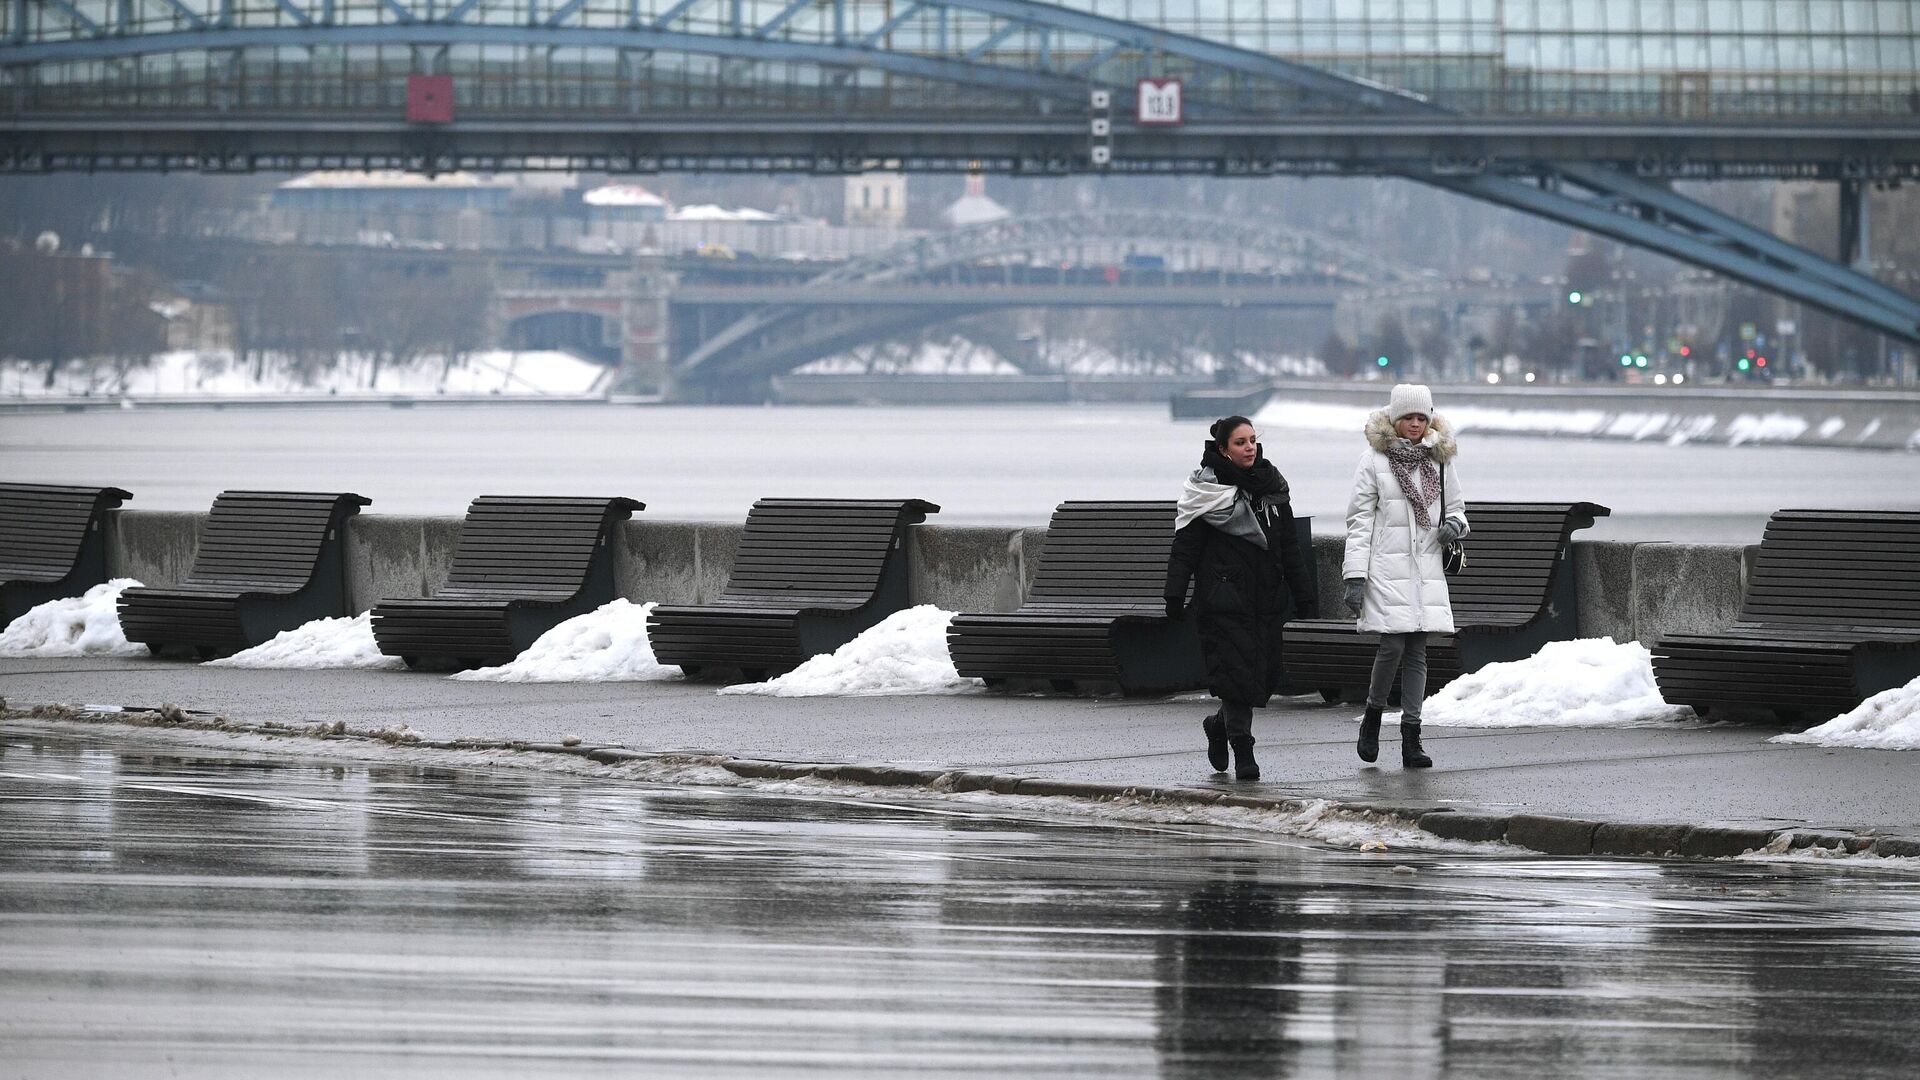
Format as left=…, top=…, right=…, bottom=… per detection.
left=1202, top=713, right=1229, bottom=773
left=1401, top=720, right=1433, bottom=769
left=1357, top=705, right=1382, bottom=763
left=1229, top=736, right=1260, bottom=781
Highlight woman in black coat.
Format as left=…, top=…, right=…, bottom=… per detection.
left=1164, top=415, right=1317, bottom=780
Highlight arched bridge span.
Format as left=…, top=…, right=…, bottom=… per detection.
left=673, top=208, right=1429, bottom=392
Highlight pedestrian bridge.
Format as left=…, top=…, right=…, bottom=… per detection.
left=5, top=0, right=1918, bottom=342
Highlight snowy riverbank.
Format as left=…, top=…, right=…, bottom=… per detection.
left=0, top=349, right=611, bottom=404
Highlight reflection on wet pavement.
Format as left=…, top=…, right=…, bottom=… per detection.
left=3, top=724, right=1919, bottom=1079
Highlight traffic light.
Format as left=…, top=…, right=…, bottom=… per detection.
left=1567, top=290, right=1583, bottom=304
left=1376, top=356, right=1391, bottom=369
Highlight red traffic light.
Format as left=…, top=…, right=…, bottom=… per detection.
left=1678, top=345, right=1691, bottom=357
left=1756, top=357, right=1767, bottom=367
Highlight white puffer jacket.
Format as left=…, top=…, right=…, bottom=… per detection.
left=1342, top=410, right=1468, bottom=634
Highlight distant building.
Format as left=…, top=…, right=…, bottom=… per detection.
left=943, top=173, right=1009, bottom=228
left=583, top=184, right=668, bottom=224
left=268, top=171, right=578, bottom=249
left=271, top=171, right=513, bottom=214
left=845, top=173, right=907, bottom=228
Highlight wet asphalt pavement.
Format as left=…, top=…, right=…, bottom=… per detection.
left=5, top=724, right=1920, bottom=1079
left=5, top=657, right=1920, bottom=834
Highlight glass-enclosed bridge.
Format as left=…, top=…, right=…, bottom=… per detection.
left=5, top=1, right=1919, bottom=342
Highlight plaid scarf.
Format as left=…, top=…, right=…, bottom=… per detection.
left=1384, top=441, right=1440, bottom=528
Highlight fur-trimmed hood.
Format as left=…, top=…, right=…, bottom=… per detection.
left=1365, top=409, right=1458, bottom=463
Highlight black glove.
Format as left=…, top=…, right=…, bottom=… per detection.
left=1438, top=519, right=1465, bottom=545
left=1165, top=596, right=1185, bottom=620
left=1343, top=580, right=1366, bottom=618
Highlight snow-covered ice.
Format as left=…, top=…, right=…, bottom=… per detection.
left=0, top=580, right=146, bottom=657
left=205, top=612, right=403, bottom=670
left=720, top=605, right=986, bottom=698
left=1771, top=676, right=1920, bottom=750
left=451, top=599, right=679, bottom=682
left=1422, top=637, right=1698, bottom=728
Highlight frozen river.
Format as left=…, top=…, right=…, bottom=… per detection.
left=2, top=402, right=1909, bottom=541
left=4, top=725, right=1919, bottom=1079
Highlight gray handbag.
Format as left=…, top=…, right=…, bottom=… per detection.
left=1438, top=465, right=1464, bottom=576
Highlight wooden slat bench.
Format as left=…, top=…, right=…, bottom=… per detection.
left=117, top=490, right=369, bottom=657
left=1652, top=509, right=1920, bottom=722
left=646, top=498, right=939, bottom=680
left=1283, top=501, right=1609, bottom=702
left=370, top=496, right=643, bottom=669
left=1, top=482, right=133, bottom=623
left=946, top=500, right=1309, bottom=695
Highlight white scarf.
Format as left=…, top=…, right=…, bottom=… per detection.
left=1175, top=469, right=1269, bottom=548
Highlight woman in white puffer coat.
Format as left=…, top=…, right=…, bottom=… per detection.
left=1341, top=383, right=1467, bottom=769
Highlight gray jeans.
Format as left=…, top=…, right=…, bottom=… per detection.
left=1366, top=632, right=1429, bottom=721
left=1216, top=699, right=1254, bottom=739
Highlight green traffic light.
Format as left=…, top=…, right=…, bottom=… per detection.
left=1568, top=291, right=1583, bottom=304
left=1619, top=355, right=1632, bottom=366
left=1376, top=356, right=1390, bottom=367
left=1737, top=358, right=1751, bottom=371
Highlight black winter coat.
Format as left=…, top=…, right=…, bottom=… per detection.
left=1165, top=471, right=1317, bottom=708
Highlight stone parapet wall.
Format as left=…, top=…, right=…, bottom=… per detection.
left=102, top=511, right=1756, bottom=650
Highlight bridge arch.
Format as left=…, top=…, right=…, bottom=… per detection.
left=674, top=209, right=1428, bottom=390
left=502, top=309, right=620, bottom=366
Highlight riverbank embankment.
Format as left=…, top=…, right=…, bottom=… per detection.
left=1178, top=379, right=1920, bottom=451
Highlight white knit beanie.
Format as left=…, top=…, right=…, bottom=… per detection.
left=1387, top=383, right=1434, bottom=421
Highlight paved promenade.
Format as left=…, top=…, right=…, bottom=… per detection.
left=3, top=655, right=1914, bottom=857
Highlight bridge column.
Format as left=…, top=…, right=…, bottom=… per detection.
left=615, top=255, right=672, bottom=397
left=1839, top=179, right=1870, bottom=268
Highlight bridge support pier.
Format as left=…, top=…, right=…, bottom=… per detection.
left=1839, top=178, right=1870, bottom=268
left=614, top=256, right=672, bottom=397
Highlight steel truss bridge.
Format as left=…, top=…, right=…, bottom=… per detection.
left=5, top=0, right=1919, bottom=347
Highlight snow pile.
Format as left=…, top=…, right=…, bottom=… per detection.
left=1725, top=412, right=1811, bottom=446
left=1772, top=677, right=1920, bottom=750
left=1449, top=405, right=1617, bottom=437
left=720, top=605, right=986, bottom=698
left=1252, top=397, right=1897, bottom=449
left=451, top=599, right=679, bottom=683
left=0, top=579, right=146, bottom=657
left=205, top=612, right=403, bottom=670
left=1422, top=637, right=1697, bottom=728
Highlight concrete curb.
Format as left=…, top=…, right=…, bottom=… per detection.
left=4, top=702, right=1906, bottom=863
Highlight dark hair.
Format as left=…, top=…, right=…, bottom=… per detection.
left=1209, top=415, right=1255, bottom=451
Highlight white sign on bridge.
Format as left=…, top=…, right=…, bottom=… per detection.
left=1136, top=79, right=1183, bottom=126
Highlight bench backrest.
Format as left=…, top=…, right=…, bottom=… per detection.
left=719, top=498, right=939, bottom=600
left=1025, top=501, right=1177, bottom=609
left=1448, top=502, right=1610, bottom=624
left=185, top=491, right=370, bottom=588
left=0, top=483, right=131, bottom=579
left=442, top=496, right=644, bottom=595
left=1740, top=509, right=1920, bottom=628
